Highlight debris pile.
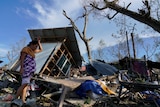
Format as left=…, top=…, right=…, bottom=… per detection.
left=1, top=59, right=160, bottom=107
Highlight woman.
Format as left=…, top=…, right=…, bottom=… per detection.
left=13, top=38, right=43, bottom=105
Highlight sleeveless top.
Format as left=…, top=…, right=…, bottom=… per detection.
left=21, top=47, right=36, bottom=78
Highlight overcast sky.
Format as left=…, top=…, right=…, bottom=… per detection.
left=0, top=0, right=159, bottom=65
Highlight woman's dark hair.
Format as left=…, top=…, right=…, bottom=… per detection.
left=27, top=40, right=38, bottom=46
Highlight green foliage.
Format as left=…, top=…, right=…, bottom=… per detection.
left=84, top=97, right=91, bottom=104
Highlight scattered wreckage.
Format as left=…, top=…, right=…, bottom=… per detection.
left=0, top=27, right=120, bottom=107
left=1, top=27, right=160, bottom=107
left=0, top=60, right=119, bottom=107
left=1, top=58, right=160, bottom=107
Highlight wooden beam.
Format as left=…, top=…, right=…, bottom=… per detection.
left=57, top=86, right=70, bottom=107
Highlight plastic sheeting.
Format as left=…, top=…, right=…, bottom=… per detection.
left=90, top=60, right=118, bottom=76
left=75, top=80, right=115, bottom=98
left=75, top=80, right=106, bottom=98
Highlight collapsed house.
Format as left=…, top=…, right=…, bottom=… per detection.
left=3, top=27, right=120, bottom=107
left=8, top=27, right=82, bottom=77
left=5, top=27, right=87, bottom=106
left=4, top=27, right=160, bottom=107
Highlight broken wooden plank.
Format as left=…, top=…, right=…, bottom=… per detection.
left=32, top=76, right=95, bottom=89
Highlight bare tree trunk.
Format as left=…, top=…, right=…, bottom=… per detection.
left=84, top=41, right=91, bottom=60
left=63, top=7, right=93, bottom=61
left=7, top=37, right=26, bottom=62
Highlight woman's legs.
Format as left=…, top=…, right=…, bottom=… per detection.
left=21, top=84, right=28, bottom=103
left=15, top=84, right=28, bottom=103
left=14, top=76, right=31, bottom=104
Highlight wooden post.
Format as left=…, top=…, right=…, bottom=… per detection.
left=131, top=33, right=136, bottom=59
left=57, top=85, right=69, bottom=107
left=126, top=31, right=130, bottom=59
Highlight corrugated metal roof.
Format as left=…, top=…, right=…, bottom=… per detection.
left=35, top=42, right=61, bottom=74
left=28, top=27, right=82, bottom=67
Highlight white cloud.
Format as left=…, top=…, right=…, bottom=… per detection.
left=25, top=0, right=145, bottom=53
left=27, top=0, right=83, bottom=28
left=20, top=0, right=160, bottom=55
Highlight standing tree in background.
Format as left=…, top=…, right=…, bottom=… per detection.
left=140, top=36, right=160, bottom=60
left=63, top=0, right=160, bottom=62
left=90, top=0, right=160, bottom=33
left=7, top=37, right=26, bottom=63
left=107, top=41, right=128, bottom=61
left=93, top=39, right=106, bottom=60
left=97, top=39, right=106, bottom=60
left=89, top=0, right=160, bottom=61
left=108, top=12, right=138, bottom=61
left=63, top=6, right=93, bottom=61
